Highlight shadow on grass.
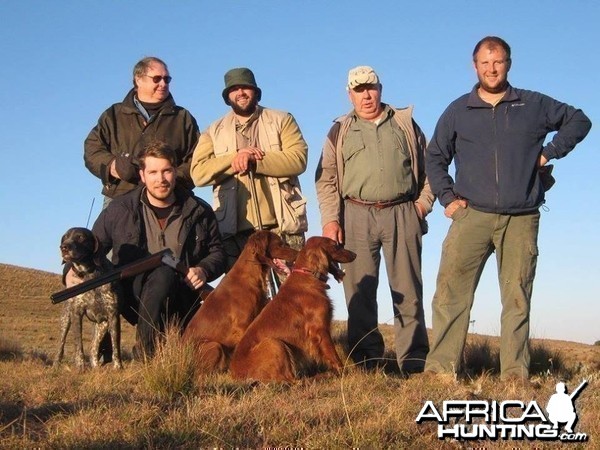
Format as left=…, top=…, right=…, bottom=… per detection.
left=463, top=338, right=574, bottom=380
left=333, top=326, right=575, bottom=380
left=0, top=336, right=25, bottom=362
left=0, top=400, right=77, bottom=439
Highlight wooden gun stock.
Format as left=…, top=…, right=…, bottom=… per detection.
left=51, top=249, right=180, bottom=304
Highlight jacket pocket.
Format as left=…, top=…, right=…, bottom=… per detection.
left=213, top=184, right=237, bottom=237
left=538, top=164, right=555, bottom=191
left=279, top=178, right=308, bottom=234
left=392, top=127, right=411, bottom=160
left=450, top=205, right=469, bottom=221
left=342, top=137, right=366, bottom=163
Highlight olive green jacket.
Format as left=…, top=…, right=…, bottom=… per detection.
left=84, top=89, right=199, bottom=198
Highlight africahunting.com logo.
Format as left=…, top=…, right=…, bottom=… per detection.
left=416, top=380, right=588, bottom=443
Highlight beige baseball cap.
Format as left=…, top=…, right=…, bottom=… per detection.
left=347, top=65, right=380, bottom=90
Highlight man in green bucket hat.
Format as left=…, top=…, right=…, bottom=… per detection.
left=191, top=68, right=308, bottom=273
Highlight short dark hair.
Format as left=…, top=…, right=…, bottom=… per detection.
left=472, top=36, right=511, bottom=62
left=138, top=140, right=177, bottom=170
left=132, top=56, right=168, bottom=88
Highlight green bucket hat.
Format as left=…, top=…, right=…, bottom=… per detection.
left=222, top=67, right=262, bottom=105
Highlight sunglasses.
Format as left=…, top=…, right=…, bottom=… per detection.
left=144, top=75, right=172, bottom=84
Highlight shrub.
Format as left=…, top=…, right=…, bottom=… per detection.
left=141, top=322, right=197, bottom=401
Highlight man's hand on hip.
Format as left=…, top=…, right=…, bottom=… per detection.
left=444, top=199, right=468, bottom=219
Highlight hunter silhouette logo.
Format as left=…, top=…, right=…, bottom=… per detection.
left=416, top=379, right=589, bottom=442
left=546, top=380, right=587, bottom=434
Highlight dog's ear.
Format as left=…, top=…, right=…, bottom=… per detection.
left=92, top=234, right=106, bottom=266
left=93, top=234, right=100, bottom=254
left=244, top=230, right=265, bottom=255
left=60, top=229, right=71, bottom=264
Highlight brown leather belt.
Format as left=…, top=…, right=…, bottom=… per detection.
left=346, top=197, right=410, bottom=209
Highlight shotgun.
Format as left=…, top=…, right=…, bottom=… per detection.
left=569, top=379, right=588, bottom=400
left=50, top=249, right=212, bottom=304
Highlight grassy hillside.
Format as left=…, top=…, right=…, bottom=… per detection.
left=0, top=263, right=598, bottom=449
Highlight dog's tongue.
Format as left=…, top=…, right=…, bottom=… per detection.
left=272, top=258, right=291, bottom=276
left=330, top=262, right=345, bottom=283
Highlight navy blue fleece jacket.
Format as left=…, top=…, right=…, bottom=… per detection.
left=426, top=84, right=591, bottom=214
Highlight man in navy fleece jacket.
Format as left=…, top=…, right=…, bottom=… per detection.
left=424, top=36, right=591, bottom=381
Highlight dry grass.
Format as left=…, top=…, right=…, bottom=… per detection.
left=1, top=262, right=599, bottom=448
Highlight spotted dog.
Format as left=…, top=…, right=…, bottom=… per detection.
left=54, top=227, right=122, bottom=370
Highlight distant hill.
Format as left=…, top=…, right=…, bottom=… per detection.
left=0, top=263, right=137, bottom=357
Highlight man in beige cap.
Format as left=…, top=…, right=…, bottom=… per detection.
left=315, top=66, right=434, bottom=373
left=191, top=68, right=308, bottom=271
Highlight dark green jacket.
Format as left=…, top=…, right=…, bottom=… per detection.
left=84, top=89, right=199, bottom=198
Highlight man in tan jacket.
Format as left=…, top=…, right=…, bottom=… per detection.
left=191, top=68, right=308, bottom=270
left=315, top=66, right=434, bottom=374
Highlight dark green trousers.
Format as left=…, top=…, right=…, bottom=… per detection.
left=425, top=206, right=540, bottom=379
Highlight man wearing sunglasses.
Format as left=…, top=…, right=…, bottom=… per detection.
left=84, top=56, right=199, bottom=201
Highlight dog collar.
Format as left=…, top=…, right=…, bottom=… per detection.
left=291, top=267, right=330, bottom=286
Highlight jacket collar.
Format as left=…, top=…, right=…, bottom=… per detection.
left=467, top=83, right=520, bottom=108
left=121, top=88, right=177, bottom=115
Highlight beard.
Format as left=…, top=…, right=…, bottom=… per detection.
left=478, top=74, right=508, bottom=94
left=147, top=182, right=174, bottom=203
left=230, top=96, right=258, bottom=117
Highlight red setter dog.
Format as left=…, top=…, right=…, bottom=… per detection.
left=182, top=230, right=298, bottom=373
left=230, top=236, right=356, bottom=382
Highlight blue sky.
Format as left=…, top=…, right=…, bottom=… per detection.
left=1, top=1, right=598, bottom=344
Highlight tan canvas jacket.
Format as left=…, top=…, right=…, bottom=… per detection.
left=191, top=106, right=308, bottom=237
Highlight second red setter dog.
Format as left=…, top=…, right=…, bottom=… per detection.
left=230, top=236, right=356, bottom=382
left=182, top=230, right=298, bottom=373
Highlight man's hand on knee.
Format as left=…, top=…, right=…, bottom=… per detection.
left=185, top=266, right=207, bottom=290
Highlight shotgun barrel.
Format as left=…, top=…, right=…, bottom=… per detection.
left=51, top=249, right=178, bottom=304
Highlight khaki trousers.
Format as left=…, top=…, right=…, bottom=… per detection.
left=343, top=200, right=429, bottom=372
left=425, top=206, right=540, bottom=379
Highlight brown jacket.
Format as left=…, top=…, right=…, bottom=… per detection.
left=84, top=89, right=199, bottom=198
